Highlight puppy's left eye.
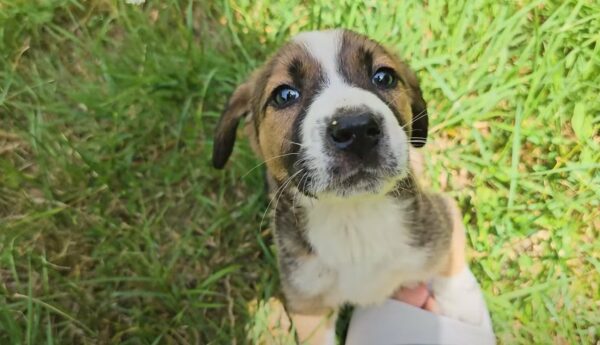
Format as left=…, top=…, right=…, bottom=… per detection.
left=271, top=85, right=301, bottom=108
left=371, top=68, right=398, bottom=89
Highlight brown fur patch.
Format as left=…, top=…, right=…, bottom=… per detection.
left=214, top=29, right=427, bottom=171
left=339, top=30, right=428, bottom=145
left=212, top=81, right=254, bottom=169
left=247, top=42, right=324, bottom=182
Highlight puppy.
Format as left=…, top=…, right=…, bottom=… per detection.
left=213, top=29, right=469, bottom=343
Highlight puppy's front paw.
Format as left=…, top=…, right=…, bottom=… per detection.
left=290, top=310, right=337, bottom=345
left=248, top=297, right=295, bottom=345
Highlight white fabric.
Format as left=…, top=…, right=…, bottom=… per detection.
left=431, top=268, right=493, bottom=332
left=346, top=268, right=495, bottom=345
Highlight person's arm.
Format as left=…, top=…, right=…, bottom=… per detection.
left=428, top=198, right=493, bottom=329
left=346, top=198, right=495, bottom=344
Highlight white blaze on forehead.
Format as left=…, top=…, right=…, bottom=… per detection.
left=292, top=30, right=409, bottom=195
left=292, top=29, right=344, bottom=85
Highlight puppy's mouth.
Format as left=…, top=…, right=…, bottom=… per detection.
left=291, top=156, right=404, bottom=198
left=289, top=107, right=409, bottom=198
left=328, top=160, right=404, bottom=195
left=330, top=167, right=389, bottom=194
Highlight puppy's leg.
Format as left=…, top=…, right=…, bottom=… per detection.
left=260, top=297, right=336, bottom=345
left=431, top=198, right=493, bottom=330
left=289, top=310, right=337, bottom=345
left=260, top=297, right=294, bottom=344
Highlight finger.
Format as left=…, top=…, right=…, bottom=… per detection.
left=423, top=296, right=440, bottom=314
left=391, top=283, right=429, bottom=307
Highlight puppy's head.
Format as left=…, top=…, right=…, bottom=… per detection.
left=213, top=29, right=428, bottom=197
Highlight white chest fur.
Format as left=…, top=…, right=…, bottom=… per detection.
left=292, top=195, right=432, bottom=306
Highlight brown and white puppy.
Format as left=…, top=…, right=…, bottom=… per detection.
left=213, top=29, right=457, bottom=343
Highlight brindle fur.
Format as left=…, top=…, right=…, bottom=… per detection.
left=271, top=173, right=453, bottom=314
left=213, top=29, right=454, bottom=317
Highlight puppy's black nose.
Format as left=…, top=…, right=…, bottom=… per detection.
left=328, top=113, right=382, bottom=157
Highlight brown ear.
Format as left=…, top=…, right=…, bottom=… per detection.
left=212, top=81, right=253, bottom=169
left=401, top=66, right=428, bottom=148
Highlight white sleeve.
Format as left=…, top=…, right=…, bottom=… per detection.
left=346, top=268, right=495, bottom=345
left=430, top=267, right=493, bottom=332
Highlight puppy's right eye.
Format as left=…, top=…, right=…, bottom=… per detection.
left=371, top=68, right=398, bottom=89
left=271, top=85, right=300, bottom=108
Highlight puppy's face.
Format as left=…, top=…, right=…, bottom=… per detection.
left=213, top=29, right=428, bottom=197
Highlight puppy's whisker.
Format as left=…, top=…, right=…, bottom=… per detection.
left=292, top=171, right=310, bottom=210
left=270, top=169, right=305, bottom=228
left=291, top=172, right=306, bottom=217
left=259, top=169, right=304, bottom=231
left=409, top=139, right=429, bottom=146
left=400, top=110, right=428, bottom=131
left=413, top=109, right=428, bottom=122
left=285, top=139, right=306, bottom=148
left=241, top=152, right=300, bottom=179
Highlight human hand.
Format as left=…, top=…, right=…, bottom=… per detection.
left=392, top=196, right=467, bottom=313
left=391, top=283, right=439, bottom=312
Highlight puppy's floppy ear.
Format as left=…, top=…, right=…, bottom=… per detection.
left=402, top=66, right=428, bottom=148
left=212, top=81, right=253, bottom=169
left=408, top=84, right=428, bottom=148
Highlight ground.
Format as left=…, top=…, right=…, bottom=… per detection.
left=0, top=1, right=599, bottom=344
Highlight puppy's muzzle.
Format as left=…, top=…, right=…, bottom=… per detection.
left=327, top=112, right=382, bottom=159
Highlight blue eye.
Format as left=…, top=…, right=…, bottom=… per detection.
left=272, top=85, right=300, bottom=107
left=371, top=68, right=398, bottom=89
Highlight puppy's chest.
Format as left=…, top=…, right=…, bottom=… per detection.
left=292, top=197, right=431, bottom=305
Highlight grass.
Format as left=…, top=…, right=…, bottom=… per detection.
left=0, top=0, right=598, bottom=344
